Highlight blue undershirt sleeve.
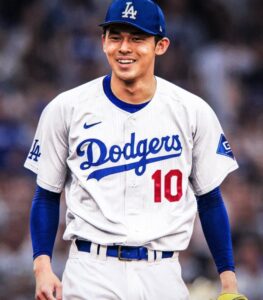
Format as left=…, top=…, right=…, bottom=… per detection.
left=30, top=184, right=61, bottom=260
left=196, top=186, right=235, bottom=274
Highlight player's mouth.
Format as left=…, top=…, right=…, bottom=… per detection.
left=117, top=59, right=136, bottom=65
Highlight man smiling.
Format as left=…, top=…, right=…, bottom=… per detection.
left=102, top=23, right=169, bottom=92
left=25, top=1, right=248, bottom=300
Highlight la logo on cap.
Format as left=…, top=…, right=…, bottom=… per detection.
left=122, top=2, right=137, bottom=20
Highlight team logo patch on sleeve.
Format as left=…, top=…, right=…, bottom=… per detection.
left=28, top=139, right=41, bottom=162
left=216, top=134, right=235, bottom=159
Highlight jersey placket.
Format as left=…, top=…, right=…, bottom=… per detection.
left=123, top=115, right=142, bottom=217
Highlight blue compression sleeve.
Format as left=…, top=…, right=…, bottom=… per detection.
left=30, top=185, right=61, bottom=260
left=196, top=187, right=235, bottom=274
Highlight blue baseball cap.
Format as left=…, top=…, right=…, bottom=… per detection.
left=99, top=0, right=166, bottom=37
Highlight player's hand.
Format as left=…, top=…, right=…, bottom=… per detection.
left=217, top=293, right=248, bottom=300
left=217, top=271, right=248, bottom=300
left=33, top=255, right=62, bottom=300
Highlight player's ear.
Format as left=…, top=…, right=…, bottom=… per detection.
left=102, top=34, right=106, bottom=53
left=155, top=37, right=170, bottom=56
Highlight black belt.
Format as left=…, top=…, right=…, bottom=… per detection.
left=76, top=240, right=174, bottom=261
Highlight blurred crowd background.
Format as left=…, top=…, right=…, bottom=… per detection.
left=0, top=0, right=262, bottom=299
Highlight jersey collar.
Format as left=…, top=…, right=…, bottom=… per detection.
left=103, top=74, right=150, bottom=113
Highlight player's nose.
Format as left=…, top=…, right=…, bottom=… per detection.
left=119, top=38, right=132, bottom=54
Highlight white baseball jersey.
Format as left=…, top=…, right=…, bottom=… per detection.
left=24, top=75, right=238, bottom=251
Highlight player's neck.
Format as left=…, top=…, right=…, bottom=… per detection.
left=111, top=74, right=156, bottom=105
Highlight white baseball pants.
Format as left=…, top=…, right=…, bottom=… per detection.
left=62, top=242, right=190, bottom=300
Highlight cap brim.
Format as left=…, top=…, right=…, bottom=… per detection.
left=99, top=20, right=163, bottom=36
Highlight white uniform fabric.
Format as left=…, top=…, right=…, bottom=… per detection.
left=24, top=76, right=238, bottom=252
left=62, top=242, right=189, bottom=300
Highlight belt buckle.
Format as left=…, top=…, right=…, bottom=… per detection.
left=118, top=245, right=134, bottom=261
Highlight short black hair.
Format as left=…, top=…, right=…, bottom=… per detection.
left=154, top=35, right=163, bottom=44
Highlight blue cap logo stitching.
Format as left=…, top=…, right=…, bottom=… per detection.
left=122, top=2, right=137, bottom=20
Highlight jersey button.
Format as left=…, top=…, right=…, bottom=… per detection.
left=128, top=116, right=136, bottom=123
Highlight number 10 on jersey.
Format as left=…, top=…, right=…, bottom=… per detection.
left=152, top=170, right=183, bottom=202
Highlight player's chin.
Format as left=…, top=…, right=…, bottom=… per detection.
left=114, top=70, right=138, bottom=82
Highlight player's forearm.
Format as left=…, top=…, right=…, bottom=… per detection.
left=30, top=185, right=61, bottom=259
left=219, top=270, right=238, bottom=293
left=33, top=254, right=52, bottom=275
left=197, top=187, right=235, bottom=273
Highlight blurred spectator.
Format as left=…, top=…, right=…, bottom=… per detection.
left=235, top=235, right=263, bottom=300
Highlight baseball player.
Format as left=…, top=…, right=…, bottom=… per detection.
left=25, top=0, right=248, bottom=299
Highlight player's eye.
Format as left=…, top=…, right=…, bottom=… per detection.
left=132, top=36, right=144, bottom=42
left=109, top=35, right=121, bottom=41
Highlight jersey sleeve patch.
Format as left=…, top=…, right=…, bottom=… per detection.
left=216, top=134, right=235, bottom=159
left=28, top=139, right=41, bottom=162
